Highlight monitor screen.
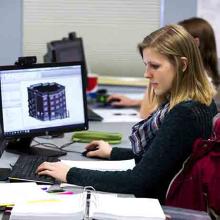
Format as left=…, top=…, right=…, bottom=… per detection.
left=52, top=39, right=85, bottom=63
left=0, top=62, right=88, bottom=139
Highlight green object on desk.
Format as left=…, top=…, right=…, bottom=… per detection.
left=72, top=131, right=122, bottom=144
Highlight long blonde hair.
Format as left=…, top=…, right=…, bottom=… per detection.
left=138, top=24, right=215, bottom=109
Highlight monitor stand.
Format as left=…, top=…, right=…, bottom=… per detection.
left=0, top=168, right=12, bottom=181
left=6, top=137, right=67, bottom=157
left=0, top=139, right=12, bottom=181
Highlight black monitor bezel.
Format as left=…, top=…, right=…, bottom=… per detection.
left=49, top=39, right=85, bottom=62
left=47, top=38, right=88, bottom=83
left=0, top=61, right=88, bottom=140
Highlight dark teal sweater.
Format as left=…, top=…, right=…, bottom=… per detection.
left=67, top=100, right=217, bottom=203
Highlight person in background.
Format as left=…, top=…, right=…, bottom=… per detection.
left=179, top=17, right=219, bottom=87
left=37, top=25, right=217, bottom=204
left=108, top=17, right=219, bottom=119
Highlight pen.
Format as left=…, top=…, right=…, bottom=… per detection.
left=41, top=187, right=49, bottom=191
left=58, top=191, right=74, bottom=195
left=113, top=113, right=137, bottom=116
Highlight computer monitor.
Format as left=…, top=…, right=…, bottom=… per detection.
left=45, top=38, right=88, bottom=74
left=54, top=39, right=85, bottom=62
left=44, top=35, right=103, bottom=122
left=0, top=61, right=88, bottom=156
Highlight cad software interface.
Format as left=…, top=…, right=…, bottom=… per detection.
left=0, top=64, right=85, bottom=136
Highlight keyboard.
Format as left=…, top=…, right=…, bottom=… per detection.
left=9, top=154, right=60, bottom=184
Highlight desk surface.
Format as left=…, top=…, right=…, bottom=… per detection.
left=0, top=121, right=212, bottom=220
left=0, top=121, right=134, bottom=169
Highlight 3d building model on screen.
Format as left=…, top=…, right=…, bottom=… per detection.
left=28, top=82, right=69, bottom=121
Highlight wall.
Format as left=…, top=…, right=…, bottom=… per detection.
left=161, top=0, right=197, bottom=26
left=0, top=0, right=22, bottom=65
left=197, top=0, right=220, bottom=56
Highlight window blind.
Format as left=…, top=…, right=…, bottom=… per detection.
left=23, top=0, right=160, bottom=77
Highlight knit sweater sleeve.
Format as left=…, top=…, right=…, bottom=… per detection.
left=66, top=102, right=215, bottom=199
left=110, top=147, right=135, bottom=160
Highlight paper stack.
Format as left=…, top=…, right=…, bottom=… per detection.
left=91, top=196, right=166, bottom=220
left=10, top=194, right=84, bottom=220
left=9, top=193, right=116, bottom=220
left=9, top=190, right=165, bottom=220
left=0, top=182, right=49, bottom=207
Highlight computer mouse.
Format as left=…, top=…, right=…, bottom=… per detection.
left=81, top=147, right=99, bottom=157
left=108, top=98, right=121, bottom=104
left=106, top=98, right=125, bottom=108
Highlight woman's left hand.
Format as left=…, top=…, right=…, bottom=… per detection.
left=36, top=161, right=71, bottom=182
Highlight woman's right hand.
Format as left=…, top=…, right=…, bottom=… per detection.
left=107, top=94, right=142, bottom=107
left=85, top=140, right=112, bottom=159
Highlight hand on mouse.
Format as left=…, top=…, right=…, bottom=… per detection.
left=85, top=140, right=112, bottom=159
left=107, top=94, right=141, bottom=107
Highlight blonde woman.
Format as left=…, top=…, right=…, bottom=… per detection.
left=37, top=25, right=217, bottom=204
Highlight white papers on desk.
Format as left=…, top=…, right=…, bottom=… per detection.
left=10, top=193, right=117, bottom=220
left=61, top=159, right=135, bottom=171
left=93, top=108, right=140, bottom=122
left=0, top=182, right=49, bottom=206
left=7, top=183, right=165, bottom=220
left=10, top=193, right=84, bottom=220
left=11, top=192, right=165, bottom=220
left=92, top=197, right=166, bottom=220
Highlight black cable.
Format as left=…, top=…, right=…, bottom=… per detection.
left=61, top=149, right=82, bottom=154
left=32, top=139, right=82, bottom=154
left=60, top=141, right=75, bottom=149
left=60, top=141, right=82, bottom=154
left=31, top=139, right=64, bottom=152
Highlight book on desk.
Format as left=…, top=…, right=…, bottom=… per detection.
left=8, top=185, right=165, bottom=220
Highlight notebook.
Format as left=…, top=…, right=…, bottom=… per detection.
left=0, top=182, right=49, bottom=207
left=10, top=187, right=166, bottom=220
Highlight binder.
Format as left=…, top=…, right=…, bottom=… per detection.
left=82, top=186, right=166, bottom=220
left=10, top=185, right=166, bottom=220
left=82, top=186, right=97, bottom=220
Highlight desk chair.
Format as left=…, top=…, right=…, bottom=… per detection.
left=166, top=116, right=220, bottom=219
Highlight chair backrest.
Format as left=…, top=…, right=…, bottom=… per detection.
left=166, top=114, right=220, bottom=218
left=213, top=113, right=220, bottom=139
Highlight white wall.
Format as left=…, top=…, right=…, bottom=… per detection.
left=197, top=0, right=220, bottom=57
left=0, top=0, right=22, bottom=65
left=161, top=0, right=197, bottom=26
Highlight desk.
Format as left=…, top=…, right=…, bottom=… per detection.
left=0, top=120, right=212, bottom=220
left=0, top=121, right=134, bottom=170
